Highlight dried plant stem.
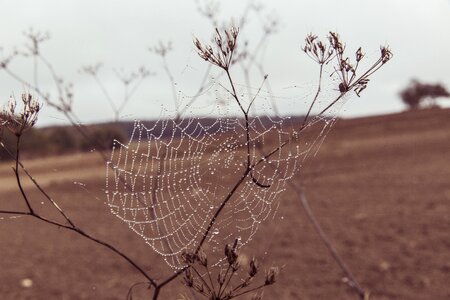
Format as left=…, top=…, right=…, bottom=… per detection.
left=302, top=64, right=324, bottom=128
left=253, top=91, right=343, bottom=170
left=38, top=55, right=61, bottom=93
left=1, top=26, right=391, bottom=300
left=161, top=56, right=179, bottom=118
left=178, top=64, right=212, bottom=118
left=195, top=170, right=250, bottom=254
left=3, top=67, right=111, bottom=161
left=2, top=66, right=188, bottom=298
left=33, top=55, right=38, bottom=89
left=116, top=75, right=147, bottom=120
left=317, top=93, right=345, bottom=118
left=1, top=141, right=198, bottom=298
left=194, top=66, right=267, bottom=254
left=293, top=186, right=367, bottom=299
left=24, top=166, right=75, bottom=226
left=193, top=266, right=215, bottom=295
left=2, top=141, right=74, bottom=226
left=151, top=266, right=190, bottom=300
left=14, top=137, right=34, bottom=214
left=232, top=283, right=266, bottom=298
left=92, top=74, right=118, bottom=115
left=0, top=210, right=29, bottom=216
left=3, top=138, right=159, bottom=288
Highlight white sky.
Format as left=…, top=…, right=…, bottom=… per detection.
left=1, top=0, right=449, bottom=126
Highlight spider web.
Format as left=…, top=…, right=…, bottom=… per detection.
left=105, top=77, right=347, bottom=269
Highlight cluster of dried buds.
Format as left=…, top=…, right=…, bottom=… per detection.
left=303, top=31, right=393, bottom=97
left=302, top=33, right=334, bottom=65
left=23, top=28, right=50, bottom=57
left=0, top=93, right=42, bottom=136
left=115, top=66, right=153, bottom=85
left=193, top=27, right=239, bottom=70
left=181, top=239, right=279, bottom=300
left=80, top=63, right=102, bottom=76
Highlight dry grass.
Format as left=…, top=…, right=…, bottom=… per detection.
left=0, top=108, right=449, bottom=299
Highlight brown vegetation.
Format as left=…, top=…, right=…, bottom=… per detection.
left=1, top=108, right=448, bottom=299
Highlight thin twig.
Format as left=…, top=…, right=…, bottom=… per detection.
left=293, top=185, right=367, bottom=299
left=13, top=136, right=34, bottom=214
left=302, top=64, right=324, bottom=129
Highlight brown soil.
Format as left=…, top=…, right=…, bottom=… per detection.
left=0, top=108, right=449, bottom=300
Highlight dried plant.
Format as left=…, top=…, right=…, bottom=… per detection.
left=181, top=240, right=279, bottom=300
left=149, top=40, right=180, bottom=117
left=0, top=19, right=392, bottom=300
left=0, top=93, right=42, bottom=136
left=197, top=0, right=221, bottom=27
left=81, top=63, right=154, bottom=121
left=194, top=27, right=239, bottom=70
left=301, top=31, right=392, bottom=128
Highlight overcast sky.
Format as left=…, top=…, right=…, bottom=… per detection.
left=1, top=0, right=449, bottom=126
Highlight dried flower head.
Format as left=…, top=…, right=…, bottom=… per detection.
left=23, top=28, right=50, bottom=56
left=193, top=26, right=239, bottom=70
left=0, top=93, right=42, bottom=136
left=303, top=33, right=334, bottom=64
left=149, top=40, right=173, bottom=57
left=249, top=257, right=259, bottom=277
left=182, top=242, right=278, bottom=300
left=380, top=46, right=393, bottom=63
left=197, top=0, right=220, bottom=24
left=224, top=241, right=239, bottom=265
left=316, top=31, right=394, bottom=97
left=328, top=31, right=344, bottom=55
left=183, top=268, right=195, bottom=287
left=264, top=266, right=280, bottom=285
left=262, top=14, right=279, bottom=35
left=197, top=249, right=208, bottom=267
left=181, top=249, right=198, bottom=265
left=81, top=63, right=102, bottom=76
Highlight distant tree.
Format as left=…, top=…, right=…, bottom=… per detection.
left=400, top=79, right=450, bottom=109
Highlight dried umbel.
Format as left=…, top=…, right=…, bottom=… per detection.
left=193, top=26, right=239, bottom=70
left=23, top=28, right=50, bottom=56
left=181, top=240, right=278, bottom=300
left=264, top=267, right=280, bottom=286
left=149, top=40, right=173, bottom=57
left=302, top=33, right=334, bottom=65
left=303, top=31, right=393, bottom=97
left=0, top=93, right=42, bottom=136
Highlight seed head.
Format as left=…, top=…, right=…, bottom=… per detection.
left=149, top=40, right=172, bottom=57
left=193, top=26, right=239, bottom=70
left=249, top=257, right=259, bottom=277
left=197, top=249, right=208, bottom=267
left=183, top=268, right=194, bottom=287
left=224, top=242, right=238, bottom=266
left=0, top=93, right=42, bottom=136
left=181, top=249, right=197, bottom=265
left=355, top=47, right=364, bottom=62
left=328, top=31, right=344, bottom=55
left=380, top=46, right=393, bottom=63
left=303, top=33, right=334, bottom=64
left=264, top=267, right=279, bottom=285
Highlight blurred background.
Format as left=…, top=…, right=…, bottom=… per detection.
left=0, top=0, right=449, bottom=126
left=0, top=1, right=449, bottom=300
